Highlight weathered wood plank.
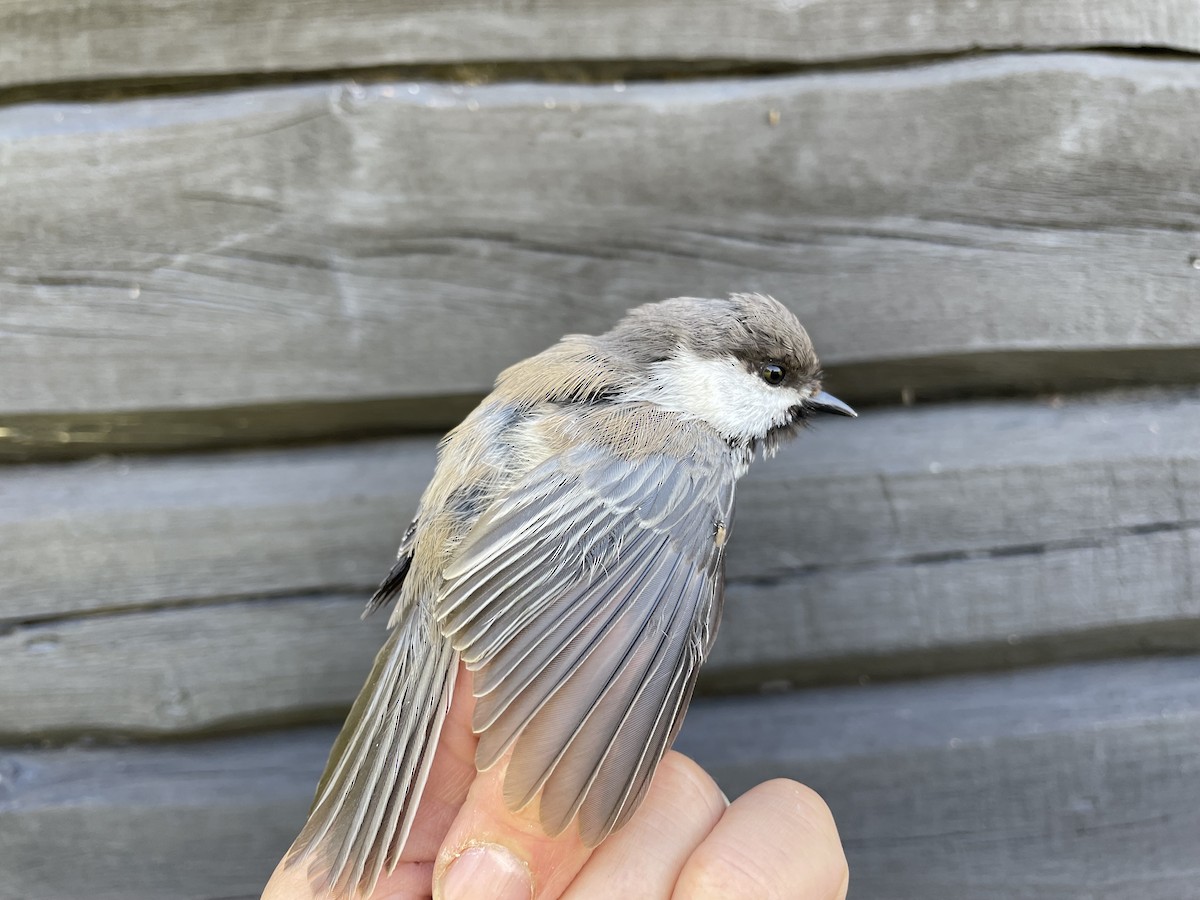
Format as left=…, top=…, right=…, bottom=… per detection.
left=1, top=439, right=434, bottom=621
left=712, top=525, right=1200, bottom=689
left=0, top=728, right=325, bottom=900
left=0, top=395, right=479, bottom=462
left=1, top=0, right=1197, bottom=90
left=0, top=596, right=381, bottom=738
left=4, top=657, right=1198, bottom=899
left=7, top=529, right=1198, bottom=737
left=6, top=392, right=1197, bottom=622
left=7, top=391, right=1197, bottom=617
left=4, top=392, right=1198, bottom=733
left=3, top=54, right=1200, bottom=455
left=676, top=656, right=1200, bottom=899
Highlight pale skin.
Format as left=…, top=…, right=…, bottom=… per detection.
left=264, top=666, right=849, bottom=900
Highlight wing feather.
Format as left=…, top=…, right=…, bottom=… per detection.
left=444, top=511, right=638, bottom=657
left=469, top=531, right=672, bottom=768
left=533, top=560, right=696, bottom=834
left=290, top=612, right=456, bottom=897
left=498, top=541, right=689, bottom=811
left=361, top=516, right=419, bottom=618
left=436, top=439, right=736, bottom=843
left=581, top=579, right=704, bottom=842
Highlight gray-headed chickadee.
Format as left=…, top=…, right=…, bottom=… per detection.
left=288, top=293, right=856, bottom=896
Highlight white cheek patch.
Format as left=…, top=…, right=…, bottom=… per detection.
left=626, top=349, right=810, bottom=441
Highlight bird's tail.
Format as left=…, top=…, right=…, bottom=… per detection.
left=287, top=605, right=457, bottom=897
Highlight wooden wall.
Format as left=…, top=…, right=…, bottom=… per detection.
left=3, top=3, right=1199, bottom=898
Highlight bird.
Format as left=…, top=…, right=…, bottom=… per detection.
left=286, top=292, right=856, bottom=897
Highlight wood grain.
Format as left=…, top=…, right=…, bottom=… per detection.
left=4, top=54, right=1200, bottom=454
left=7, top=392, right=1197, bottom=621
left=5, top=392, right=1198, bottom=733
left=0, top=596, right=382, bottom=738
left=1, top=0, right=1197, bottom=90
left=676, top=656, right=1200, bottom=899
left=712, top=526, right=1200, bottom=688
left=4, top=656, right=1198, bottom=899
left=1, top=439, right=435, bottom=621
left=0, top=728, right=323, bottom=900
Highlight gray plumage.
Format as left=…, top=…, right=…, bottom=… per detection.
left=286, top=293, right=854, bottom=897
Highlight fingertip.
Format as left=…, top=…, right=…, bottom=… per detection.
left=434, top=753, right=591, bottom=900
left=674, top=780, right=847, bottom=900
left=437, top=843, right=532, bottom=900
left=753, top=778, right=841, bottom=837
left=746, top=779, right=847, bottom=886
left=835, top=862, right=850, bottom=900
left=559, top=751, right=726, bottom=899
left=656, top=751, right=730, bottom=822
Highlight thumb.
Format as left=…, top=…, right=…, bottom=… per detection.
left=432, top=746, right=594, bottom=900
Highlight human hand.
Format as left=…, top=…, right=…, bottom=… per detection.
left=263, top=668, right=847, bottom=899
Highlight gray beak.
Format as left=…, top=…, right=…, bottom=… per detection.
left=810, top=391, right=857, bottom=418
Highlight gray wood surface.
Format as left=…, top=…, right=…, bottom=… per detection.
left=0, top=729, right=323, bottom=900
left=0, top=596, right=380, bottom=738
left=4, top=656, right=1197, bottom=899
left=7, top=391, right=1195, bottom=617
left=676, top=655, right=1200, bottom=899
left=1, top=0, right=1197, bottom=90
left=4, top=53, right=1200, bottom=455
left=1, top=439, right=435, bottom=621
left=5, top=392, right=1198, bottom=734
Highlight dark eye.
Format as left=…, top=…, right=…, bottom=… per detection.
left=760, top=363, right=786, bottom=386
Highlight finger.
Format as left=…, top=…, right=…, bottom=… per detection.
left=365, top=664, right=480, bottom=897
left=673, top=780, right=848, bottom=900
left=263, top=664, right=479, bottom=899
left=560, top=751, right=727, bottom=899
left=432, top=749, right=594, bottom=900
left=389, top=664, right=481, bottom=864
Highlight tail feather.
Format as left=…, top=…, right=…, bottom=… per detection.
left=287, top=606, right=457, bottom=898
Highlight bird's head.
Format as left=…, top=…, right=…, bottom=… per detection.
left=608, top=292, right=855, bottom=452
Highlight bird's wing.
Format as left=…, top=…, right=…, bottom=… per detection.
left=361, top=516, right=419, bottom=618
left=290, top=512, right=452, bottom=898
left=436, top=438, right=736, bottom=844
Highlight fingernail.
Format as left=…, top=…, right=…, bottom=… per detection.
left=439, top=844, right=532, bottom=900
